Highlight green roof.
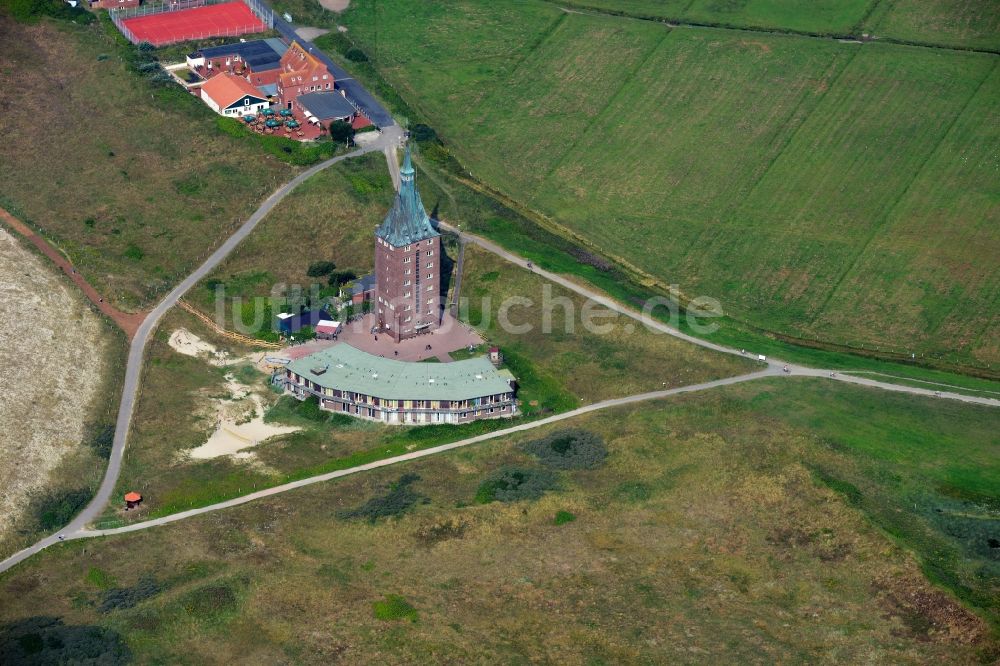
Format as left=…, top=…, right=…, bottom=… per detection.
left=375, top=147, right=439, bottom=247
left=287, top=343, right=514, bottom=401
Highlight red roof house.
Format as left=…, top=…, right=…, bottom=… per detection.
left=200, top=73, right=270, bottom=117
left=276, top=41, right=334, bottom=111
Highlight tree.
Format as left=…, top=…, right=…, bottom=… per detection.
left=306, top=260, right=336, bottom=277
left=330, top=120, right=355, bottom=145
left=410, top=124, right=437, bottom=143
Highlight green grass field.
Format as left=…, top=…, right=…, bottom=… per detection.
left=339, top=2, right=1000, bottom=371
left=866, top=0, right=1000, bottom=50
left=2, top=379, right=996, bottom=662
left=0, top=14, right=293, bottom=311
left=557, top=0, right=1000, bottom=49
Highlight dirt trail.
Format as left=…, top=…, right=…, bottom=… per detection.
left=0, top=207, right=147, bottom=339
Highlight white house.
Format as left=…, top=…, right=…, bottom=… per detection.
left=200, top=73, right=269, bottom=117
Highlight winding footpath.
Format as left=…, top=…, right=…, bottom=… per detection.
left=2, top=125, right=997, bottom=575
left=0, top=128, right=402, bottom=574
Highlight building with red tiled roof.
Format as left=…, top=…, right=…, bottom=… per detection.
left=124, top=492, right=142, bottom=509
left=276, top=41, right=334, bottom=111
left=200, top=73, right=270, bottom=117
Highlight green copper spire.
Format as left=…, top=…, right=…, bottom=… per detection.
left=376, top=146, right=439, bottom=247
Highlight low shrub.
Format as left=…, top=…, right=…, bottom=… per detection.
left=31, top=488, right=91, bottom=531
left=85, top=423, right=115, bottom=459
left=182, top=583, right=237, bottom=620
left=214, top=117, right=338, bottom=166
left=410, top=124, right=437, bottom=143
left=521, top=429, right=607, bottom=470
left=3, top=0, right=94, bottom=23
left=613, top=481, right=651, bottom=503
left=99, top=575, right=160, bottom=613
left=345, top=47, right=369, bottom=62
left=306, top=260, right=336, bottom=277
left=373, top=594, right=418, bottom=622
left=339, top=474, right=426, bottom=522
left=554, top=510, right=576, bottom=525
left=0, top=617, right=129, bottom=665
left=296, top=396, right=328, bottom=422
left=475, top=467, right=557, bottom=504
left=85, top=567, right=117, bottom=590
left=414, top=519, right=466, bottom=546
left=328, top=269, right=358, bottom=287
left=123, top=244, right=144, bottom=262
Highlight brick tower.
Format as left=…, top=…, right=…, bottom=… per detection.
left=374, top=147, right=442, bottom=341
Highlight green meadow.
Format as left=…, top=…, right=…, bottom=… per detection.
left=339, top=1, right=1000, bottom=370
left=558, top=0, right=1000, bottom=49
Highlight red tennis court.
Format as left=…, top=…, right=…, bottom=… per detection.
left=121, top=1, right=267, bottom=46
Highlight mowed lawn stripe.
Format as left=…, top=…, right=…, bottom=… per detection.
left=462, top=13, right=670, bottom=202
left=717, top=45, right=995, bottom=331
left=811, top=59, right=1000, bottom=364
left=530, top=28, right=849, bottom=268
left=865, top=0, right=1000, bottom=52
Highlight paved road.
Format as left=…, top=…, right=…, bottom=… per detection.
left=271, top=14, right=394, bottom=127
left=74, top=368, right=776, bottom=538
left=0, top=128, right=402, bottom=575
left=440, top=221, right=1000, bottom=409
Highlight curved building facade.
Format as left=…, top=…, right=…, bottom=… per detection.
left=280, top=343, right=517, bottom=425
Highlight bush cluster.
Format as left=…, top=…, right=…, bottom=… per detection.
left=182, top=583, right=237, bottom=619
left=306, top=261, right=336, bottom=277
left=475, top=466, right=557, bottom=504
left=345, top=47, right=369, bottom=62
left=214, top=117, right=338, bottom=166
left=99, top=575, right=160, bottom=613
left=295, top=396, right=328, bottom=422
left=328, top=269, right=358, bottom=287
left=554, top=510, right=576, bottom=525
left=372, top=594, right=418, bottom=622
left=31, top=488, right=91, bottom=531
left=521, top=429, right=607, bottom=470
left=0, top=617, right=129, bottom=665
left=339, top=474, right=426, bottom=522
left=4, top=0, right=94, bottom=24
left=85, top=423, right=115, bottom=459
left=410, top=124, right=438, bottom=143
left=414, top=518, right=466, bottom=546
left=330, top=120, right=356, bottom=145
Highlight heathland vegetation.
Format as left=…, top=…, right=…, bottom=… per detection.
left=110, top=153, right=750, bottom=521
left=0, top=228, right=126, bottom=561
left=0, top=9, right=292, bottom=311
left=1, top=379, right=996, bottom=661
left=336, top=0, right=1000, bottom=372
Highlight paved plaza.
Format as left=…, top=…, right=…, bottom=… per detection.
left=281, top=313, right=484, bottom=362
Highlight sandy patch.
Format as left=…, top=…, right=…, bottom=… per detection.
left=0, top=228, right=109, bottom=538
left=187, top=373, right=299, bottom=460
left=318, top=0, right=349, bottom=12
left=169, top=327, right=253, bottom=367
left=296, top=26, right=330, bottom=41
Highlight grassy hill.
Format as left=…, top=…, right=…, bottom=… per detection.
left=338, top=0, right=999, bottom=371
left=1, top=379, right=996, bottom=662
left=0, top=12, right=294, bottom=311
